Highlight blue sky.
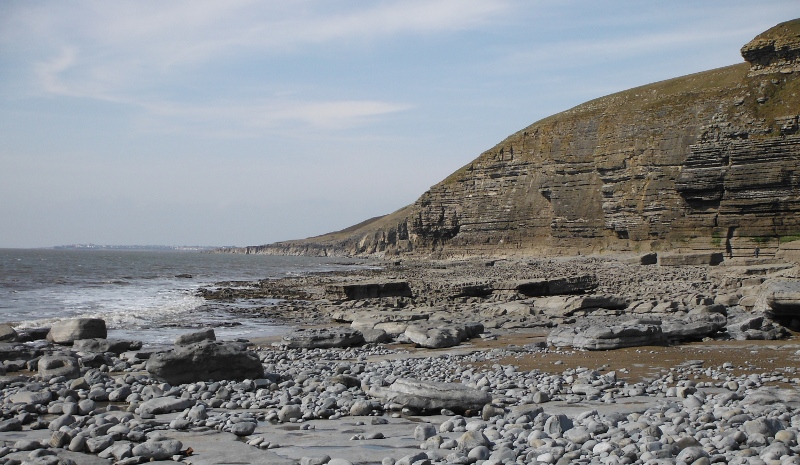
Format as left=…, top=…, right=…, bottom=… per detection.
left=0, top=1, right=797, bottom=248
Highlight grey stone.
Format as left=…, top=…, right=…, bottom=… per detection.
left=146, top=340, right=264, bottom=384
left=0, top=324, right=17, bottom=342
left=366, top=378, right=492, bottom=413
left=48, top=318, right=107, bottom=344
left=38, top=355, right=80, bottom=380
left=131, top=439, right=183, bottom=460
left=139, top=396, right=195, bottom=415
left=72, top=338, right=142, bottom=354
left=231, top=421, right=257, bottom=436
left=174, top=328, right=216, bottom=346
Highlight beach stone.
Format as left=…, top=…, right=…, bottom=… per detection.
left=0, top=342, right=40, bottom=361
left=360, top=328, right=391, bottom=344
left=146, top=340, right=264, bottom=384
left=544, top=414, right=573, bottom=438
left=0, top=324, right=17, bottom=342
left=38, top=355, right=80, bottom=380
left=457, top=430, right=491, bottom=451
left=414, top=423, right=437, bottom=441
left=85, top=435, right=114, bottom=453
left=9, top=390, right=52, bottom=405
left=231, top=421, right=257, bottom=436
left=131, top=438, right=183, bottom=460
left=281, top=328, right=365, bottom=349
left=349, top=400, right=374, bottom=416
left=72, top=338, right=142, bottom=354
left=366, top=378, right=492, bottom=413
left=139, top=397, right=195, bottom=415
left=676, top=446, right=709, bottom=463
left=0, top=418, right=22, bottom=432
left=174, top=328, right=216, bottom=346
left=301, top=456, right=331, bottom=465
left=278, top=405, right=302, bottom=422
left=48, top=318, right=107, bottom=344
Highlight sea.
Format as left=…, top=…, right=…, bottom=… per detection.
left=0, top=248, right=372, bottom=346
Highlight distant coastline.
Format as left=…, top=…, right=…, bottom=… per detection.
left=50, top=244, right=223, bottom=251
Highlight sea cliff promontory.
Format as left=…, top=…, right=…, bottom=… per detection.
left=233, top=19, right=800, bottom=258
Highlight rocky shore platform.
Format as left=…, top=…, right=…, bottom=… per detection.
left=5, top=253, right=800, bottom=464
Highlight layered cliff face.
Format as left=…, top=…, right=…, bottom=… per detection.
left=242, top=19, right=800, bottom=258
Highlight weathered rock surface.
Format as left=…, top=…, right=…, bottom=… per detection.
left=146, top=341, right=264, bottom=384
left=281, top=328, right=365, bottom=349
left=403, top=322, right=483, bottom=349
left=37, top=355, right=80, bottom=380
left=174, top=328, right=216, bottom=346
left=548, top=323, right=666, bottom=350
left=325, top=281, right=412, bottom=300
left=366, top=378, right=492, bottom=413
left=758, top=278, right=800, bottom=316
left=48, top=318, right=107, bottom=345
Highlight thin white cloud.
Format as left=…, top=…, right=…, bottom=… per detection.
left=137, top=99, right=412, bottom=133
left=3, top=0, right=507, bottom=133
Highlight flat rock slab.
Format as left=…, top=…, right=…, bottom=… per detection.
left=497, top=274, right=598, bottom=297
left=325, top=281, right=412, bottom=301
left=548, top=323, right=666, bottom=350
left=366, top=378, right=492, bottom=413
left=167, top=429, right=296, bottom=465
left=659, top=252, right=724, bottom=266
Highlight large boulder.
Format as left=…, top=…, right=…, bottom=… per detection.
left=48, top=318, right=107, bottom=344
left=366, top=378, right=491, bottom=413
left=146, top=341, right=264, bottom=384
left=758, top=278, right=800, bottom=317
left=548, top=323, right=666, bottom=350
left=281, top=328, right=365, bottom=349
left=404, top=322, right=483, bottom=349
left=661, top=312, right=727, bottom=341
left=0, top=324, right=17, bottom=342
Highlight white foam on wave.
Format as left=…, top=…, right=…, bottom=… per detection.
left=12, top=280, right=205, bottom=332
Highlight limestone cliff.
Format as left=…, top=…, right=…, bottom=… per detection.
left=235, top=19, right=800, bottom=258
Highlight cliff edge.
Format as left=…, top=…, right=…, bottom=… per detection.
left=233, top=19, right=800, bottom=258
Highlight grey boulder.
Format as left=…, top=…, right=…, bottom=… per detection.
left=146, top=340, right=264, bottom=384
left=174, top=328, right=216, bottom=346
left=48, top=318, right=107, bottom=344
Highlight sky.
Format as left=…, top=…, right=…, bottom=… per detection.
left=0, top=1, right=797, bottom=248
